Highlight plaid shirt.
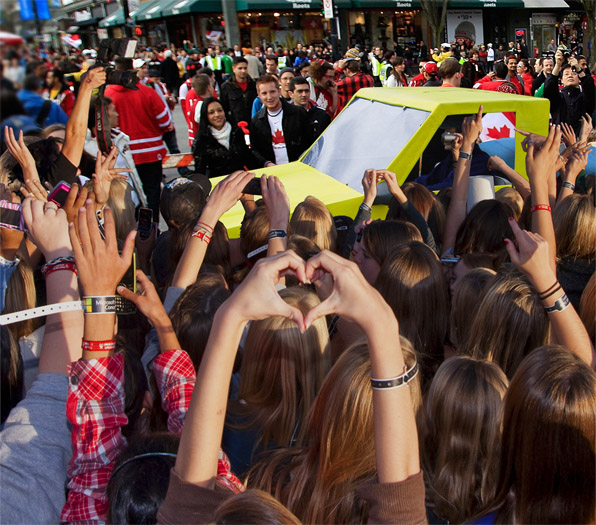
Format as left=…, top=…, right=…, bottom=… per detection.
left=335, top=72, right=374, bottom=113
left=61, top=353, right=127, bottom=524
left=153, top=349, right=244, bottom=493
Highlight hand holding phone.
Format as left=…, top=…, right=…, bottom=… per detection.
left=137, top=207, right=154, bottom=240
left=48, top=181, right=72, bottom=208
left=242, top=177, right=262, bottom=195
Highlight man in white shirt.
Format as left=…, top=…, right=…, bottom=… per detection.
left=249, top=74, right=313, bottom=167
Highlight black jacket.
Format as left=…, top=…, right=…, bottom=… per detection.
left=544, top=70, right=595, bottom=136
left=220, top=75, right=257, bottom=125
left=249, top=99, right=314, bottom=165
left=307, top=103, right=331, bottom=140
left=193, top=124, right=262, bottom=178
left=160, top=57, right=180, bottom=88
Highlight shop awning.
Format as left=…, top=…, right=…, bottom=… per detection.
left=161, top=0, right=222, bottom=17
left=447, top=0, right=524, bottom=6
left=350, top=0, right=421, bottom=7
left=235, top=0, right=352, bottom=9
left=523, top=0, right=568, bottom=7
left=133, top=0, right=164, bottom=21
left=99, top=8, right=124, bottom=28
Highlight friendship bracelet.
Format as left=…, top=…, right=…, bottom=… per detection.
left=537, top=280, right=560, bottom=299
left=370, top=359, right=419, bottom=390
left=82, top=296, right=118, bottom=314
left=539, top=285, right=562, bottom=301
left=195, top=221, right=214, bottom=233
left=268, top=229, right=287, bottom=240
left=41, top=256, right=75, bottom=279
left=561, top=181, right=575, bottom=191
left=530, top=204, right=551, bottom=214
left=192, top=229, right=211, bottom=245
left=545, top=293, right=571, bottom=314
left=82, top=339, right=117, bottom=352
left=43, top=262, right=77, bottom=279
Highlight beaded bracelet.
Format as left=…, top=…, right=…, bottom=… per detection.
left=530, top=204, right=551, bottom=214
left=82, top=339, right=117, bottom=352
left=370, top=359, right=419, bottom=390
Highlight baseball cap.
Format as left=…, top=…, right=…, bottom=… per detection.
left=441, top=43, right=450, bottom=49
left=423, top=62, right=438, bottom=75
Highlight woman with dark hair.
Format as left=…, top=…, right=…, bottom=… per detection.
left=44, top=69, right=76, bottom=116
left=515, top=59, right=533, bottom=95
left=386, top=57, right=409, bottom=87
left=193, top=97, right=262, bottom=178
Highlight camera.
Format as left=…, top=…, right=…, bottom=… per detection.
left=95, top=38, right=139, bottom=89
left=562, top=49, right=571, bottom=61
left=441, top=131, right=459, bottom=150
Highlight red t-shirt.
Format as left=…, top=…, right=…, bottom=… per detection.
left=237, top=81, right=248, bottom=92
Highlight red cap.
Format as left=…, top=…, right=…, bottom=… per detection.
left=424, top=62, right=438, bottom=75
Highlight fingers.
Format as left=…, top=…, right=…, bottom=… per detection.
left=76, top=206, right=92, bottom=257
left=64, top=183, right=79, bottom=210
left=115, top=283, right=136, bottom=302
left=476, top=104, right=483, bottom=122
left=21, top=197, right=33, bottom=230
left=120, top=227, right=137, bottom=271
left=514, top=127, right=531, bottom=137
left=504, top=237, right=520, bottom=265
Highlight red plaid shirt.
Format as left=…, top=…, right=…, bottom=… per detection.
left=335, top=72, right=374, bottom=113
left=153, top=350, right=243, bottom=493
left=61, top=353, right=127, bottom=523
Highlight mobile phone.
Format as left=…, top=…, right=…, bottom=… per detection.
left=47, top=181, right=71, bottom=208
left=137, top=207, right=153, bottom=240
left=0, top=200, right=27, bottom=232
left=114, top=251, right=137, bottom=315
left=243, top=177, right=262, bottom=195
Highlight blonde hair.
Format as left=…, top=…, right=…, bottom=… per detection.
left=450, top=267, right=496, bottom=347
left=463, top=271, right=549, bottom=378
left=421, top=356, right=508, bottom=523
left=553, top=193, right=596, bottom=260
left=495, top=187, right=523, bottom=220
left=233, top=287, right=331, bottom=451
left=289, top=196, right=337, bottom=251
left=248, top=337, right=421, bottom=524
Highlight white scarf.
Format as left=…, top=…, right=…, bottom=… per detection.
left=210, top=121, right=232, bottom=150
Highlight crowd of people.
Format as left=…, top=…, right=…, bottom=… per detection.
left=0, top=36, right=595, bottom=524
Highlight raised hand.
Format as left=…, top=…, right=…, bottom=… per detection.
left=579, top=113, right=593, bottom=143
left=461, top=105, right=483, bottom=148
left=4, top=127, right=40, bottom=183
left=21, top=198, right=72, bottom=260
left=504, top=218, right=552, bottom=287
left=224, top=250, right=308, bottom=331
left=560, top=122, right=577, bottom=148
left=68, top=199, right=136, bottom=296
left=362, top=169, right=378, bottom=207
left=117, top=270, right=168, bottom=326
left=82, top=66, right=106, bottom=90
left=261, top=174, right=290, bottom=230
left=200, top=170, right=256, bottom=228
left=376, top=169, right=407, bottom=203
left=525, top=124, right=561, bottom=182
left=20, top=178, right=48, bottom=202
left=92, top=147, right=128, bottom=207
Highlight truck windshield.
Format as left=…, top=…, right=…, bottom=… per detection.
left=302, top=96, right=430, bottom=191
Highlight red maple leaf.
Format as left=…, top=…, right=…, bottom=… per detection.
left=272, top=129, right=285, bottom=145
left=486, top=125, right=512, bottom=139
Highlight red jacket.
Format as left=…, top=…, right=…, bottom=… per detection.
left=184, top=89, right=205, bottom=147
left=105, top=83, right=169, bottom=165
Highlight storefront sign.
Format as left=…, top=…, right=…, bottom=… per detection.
left=396, top=1, right=413, bottom=6
left=447, top=10, right=484, bottom=47
left=531, top=13, right=556, bottom=25
left=285, top=0, right=314, bottom=8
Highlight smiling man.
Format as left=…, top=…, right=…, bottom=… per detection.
left=249, top=74, right=314, bottom=167
left=544, top=49, right=595, bottom=135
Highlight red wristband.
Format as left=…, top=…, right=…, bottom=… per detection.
left=82, top=339, right=117, bottom=352
left=530, top=204, right=551, bottom=213
left=43, top=262, right=77, bottom=279
left=192, top=229, right=211, bottom=244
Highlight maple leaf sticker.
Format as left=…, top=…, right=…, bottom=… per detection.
left=272, top=129, right=285, bottom=145
left=486, top=125, right=512, bottom=139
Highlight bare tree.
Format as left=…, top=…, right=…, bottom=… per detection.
left=420, top=0, right=449, bottom=50
left=580, top=0, right=595, bottom=66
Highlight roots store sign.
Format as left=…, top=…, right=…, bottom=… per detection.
left=286, top=0, right=315, bottom=7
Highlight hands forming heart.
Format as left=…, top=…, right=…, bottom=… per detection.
left=226, top=249, right=394, bottom=336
